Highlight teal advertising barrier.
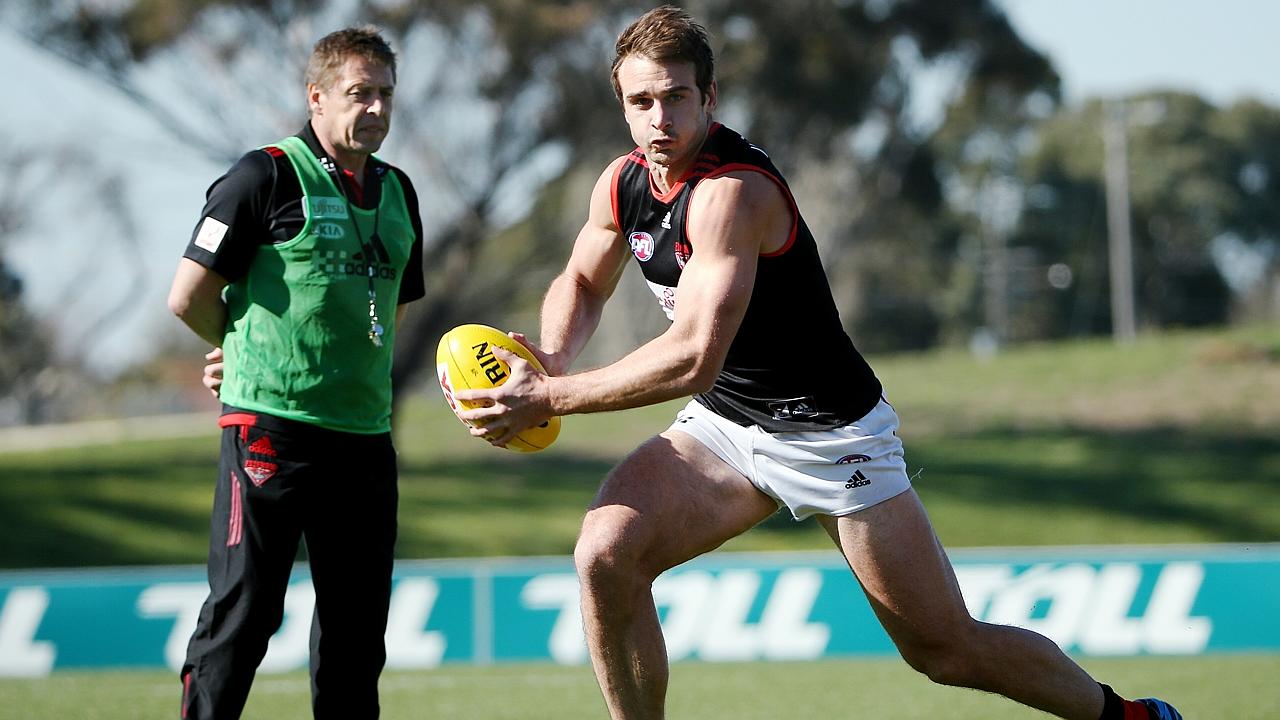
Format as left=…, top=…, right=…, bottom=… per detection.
left=1, top=544, right=1277, bottom=676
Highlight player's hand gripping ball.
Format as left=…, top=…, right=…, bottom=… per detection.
left=436, top=324, right=560, bottom=452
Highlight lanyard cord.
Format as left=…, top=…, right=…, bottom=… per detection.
left=323, top=156, right=385, bottom=347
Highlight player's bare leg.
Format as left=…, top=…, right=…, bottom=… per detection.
left=574, top=432, right=778, bottom=720
left=819, top=489, right=1106, bottom=720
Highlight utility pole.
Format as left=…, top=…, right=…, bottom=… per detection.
left=1102, top=100, right=1137, bottom=343
left=979, top=175, right=1021, bottom=347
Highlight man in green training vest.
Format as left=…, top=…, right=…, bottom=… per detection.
left=166, top=26, right=424, bottom=720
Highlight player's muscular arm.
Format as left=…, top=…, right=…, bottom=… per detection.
left=545, top=169, right=791, bottom=414
left=538, top=158, right=631, bottom=376
left=454, top=169, right=789, bottom=444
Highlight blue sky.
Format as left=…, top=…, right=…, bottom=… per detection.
left=997, top=0, right=1280, bottom=106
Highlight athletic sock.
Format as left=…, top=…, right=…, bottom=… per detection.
left=1098, top=683, right=1155, bottom=720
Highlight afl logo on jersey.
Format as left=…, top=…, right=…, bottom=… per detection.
left=628, top=231, right=655, bottom=262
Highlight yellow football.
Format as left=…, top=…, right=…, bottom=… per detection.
left=435, top=324, right=561, bottom=452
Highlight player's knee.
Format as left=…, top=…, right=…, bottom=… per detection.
left=894, top=628, right=984, bottom=688
left=574, top=514, right=640, bottom=584
left=899, top=645, right=972, bottom=688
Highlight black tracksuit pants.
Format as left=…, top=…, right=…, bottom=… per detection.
left=180, top=411, right=398, bottom=720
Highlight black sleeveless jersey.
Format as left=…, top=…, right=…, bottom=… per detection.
left=612, top=123, right=882, bottom=431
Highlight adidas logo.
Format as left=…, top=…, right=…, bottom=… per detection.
left=247, top=435, right=276, bottom=457
left=845, top=469, right=871, bottom=490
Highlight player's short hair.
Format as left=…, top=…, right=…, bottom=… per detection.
left=305, top=26, right=397, bottom=93
left=611, top=5, right=714, bottom=104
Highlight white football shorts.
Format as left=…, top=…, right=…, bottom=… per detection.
left=668, top=397, right=912, bottom=520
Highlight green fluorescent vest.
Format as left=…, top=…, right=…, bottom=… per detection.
left=219, top=136, right=414, bottom=434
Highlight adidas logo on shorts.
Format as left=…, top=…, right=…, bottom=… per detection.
left=845, top=469, right=871, bottom=490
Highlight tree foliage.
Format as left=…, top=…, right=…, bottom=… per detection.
left=8, top=0, right=1273, bottom=415
left=12, top=0, right=1060, bottom=375
left=1012, top=92, right=1280, bottom=337
left=0, top=154, right=80, bottom=425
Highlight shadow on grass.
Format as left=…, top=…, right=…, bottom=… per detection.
left=2, top=425, right=1275, bottom=569
left=393, top=453, right=615, bottom=558
left=905, top=424, right=1280, bottom=541
left=397, top=452, right=613, bottom=510
left=402, top=424, right=1280, bottom=544
left=0, top=440, right=220, bottom=568
left=748, top=424, right=1280, bottom=539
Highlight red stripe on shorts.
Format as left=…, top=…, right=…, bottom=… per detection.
left=227, top=473, right=243, bottom=547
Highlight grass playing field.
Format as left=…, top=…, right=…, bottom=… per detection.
left=1, top=325, right=1278, bottom=717
left=2, top=325, right=1277, bottom=567
left=1, top=655, right=1277, bottom=719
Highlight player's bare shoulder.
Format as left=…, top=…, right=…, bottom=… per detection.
left=585, top=155, right=632, bottom=232
left=689, top=169, right=792, bottom=255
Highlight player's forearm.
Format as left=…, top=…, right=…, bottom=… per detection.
left=545, top=328, right=716, bottom=416
left=539, top=272, right=606, bottom=376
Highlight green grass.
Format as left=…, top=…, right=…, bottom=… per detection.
left=1, top=326, right=1278, bottom=716
left=1, top=324, right=1278, bottom=567
left=1, top=655, right=1276, bottom=719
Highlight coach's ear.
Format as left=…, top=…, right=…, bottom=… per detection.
left=704, top=79, right=718, bottom=114
left=308, top=82, right=324, bottom=116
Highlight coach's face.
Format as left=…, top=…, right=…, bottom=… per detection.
left=309, top=54, right=395, bottom=164
left=617, top=55, right=715, bottom=175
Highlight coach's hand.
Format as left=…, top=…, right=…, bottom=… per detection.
left=202, top=347, right=224, bottom=398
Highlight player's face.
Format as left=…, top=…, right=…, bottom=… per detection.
left=617, top=55, right=715, bottom=174
left=309, top=55, right=395, bottom=163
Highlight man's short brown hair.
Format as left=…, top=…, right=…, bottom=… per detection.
left=611, top=5, right=714, bottom=103
left=305, top=26, right=397, bottom=93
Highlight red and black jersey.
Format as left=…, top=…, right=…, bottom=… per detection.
left=612, top=123, right=881, bottom=431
